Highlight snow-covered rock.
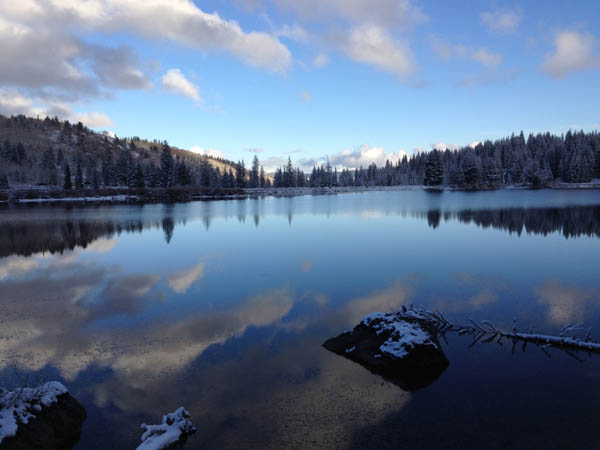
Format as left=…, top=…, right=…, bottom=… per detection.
left=0, top=382, right=67, bottom=444
left=0, top=382, right=86, bottom=449
left=323, top=310, right=449, bottom=391
left=137, top=407, right=196, bottom=450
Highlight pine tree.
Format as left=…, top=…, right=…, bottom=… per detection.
left=482, top=157, right=502, bottom=189
left=283, top=156, right=295, bottom=187
left=274, top=168, right=283, bottom=187
left=134, top=163, right=145, bottom=188
left=251, top=155, right=260, bottom=188
left=75, top=158, right=84, bottom=189
left=63, top=163, right=72, bottom=190
left=92, top=170, right=100, bottom=189
left=160, top=144, right=173, bottom=188
left=235, top=161, right=246, bottom=188
left=424, top=150, right=444, bottom=186
left=259, top=165, right=266, bottom=188
left=462, top=152, right=482, bottom=189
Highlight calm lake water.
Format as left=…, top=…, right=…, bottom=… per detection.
left=1, top=189, right=600, bottom=449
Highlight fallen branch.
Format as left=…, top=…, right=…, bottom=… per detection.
left=401, top=305, right=600, bottom=355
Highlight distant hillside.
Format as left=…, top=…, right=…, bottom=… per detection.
left=0, top=114, right=267, bottom=189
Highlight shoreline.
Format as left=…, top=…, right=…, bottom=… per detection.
left=1, top=183, right=600, bottom=205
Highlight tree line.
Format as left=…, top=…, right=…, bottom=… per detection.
left=262, top=130, right=599, bottom=190
left=1, top=113, right=599, bottom=191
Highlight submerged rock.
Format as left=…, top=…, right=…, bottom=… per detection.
left=0, top=383, right=86, bottom=450
left=323, top=309, right=449, bottom=391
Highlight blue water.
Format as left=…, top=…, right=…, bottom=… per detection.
left=0, top=189, right=599, bottom=449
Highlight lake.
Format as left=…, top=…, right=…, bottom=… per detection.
left=1, top=189, right=600, bottom=449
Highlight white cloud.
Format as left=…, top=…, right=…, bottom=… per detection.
left=313, top=52, right=330, bottom=67
left=430, top=36, right=502, bottom=67
left=272, top=0, right=427, bottom=28
left=73, top=111, right=114, bottom=128
left=0, top=89, right=114, bottom=127
left=44, top=0, right=291, bottom=73
left=0, top=12, right=152, bottom=101
left=542, top=30, right=599, bottom=78
left=260, top=156, right=288, bottom=172
left=299, top=145, right=408, bottom=170
left=0, top=0, right=291, bottom=123
left=471, top=48, right=503, bottom=67
left=190, top=146, right=226, bottom=159
left=267, top=1, right=424, bottom=77
left=343, top=25, right=416, bottom=78
left=161, top=69, right=200, bottom=102
left=274, top=24, right=310, bottom=42
left=299, top=91, right=312, bottom=103
left=247, top=147, right=265, bottom=154
left=429, top=36, right=467, bottom=61
left=480, top=8, right=522, bottom=33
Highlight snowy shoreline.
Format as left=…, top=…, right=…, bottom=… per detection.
left=1, top=182, right=600, bottom=205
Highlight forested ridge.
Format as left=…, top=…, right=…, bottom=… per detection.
left=0, top=113, right=599, bottom=192
left=0, top=114, right=261, bottom=191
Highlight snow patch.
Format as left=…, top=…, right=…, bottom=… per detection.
left=379, top=321, right=434, bottom=358
left=361, top=311, right=437, bottom=358
left=0, top=382, right=68, bottom=444
left=137, top=407, right=196, bottom=450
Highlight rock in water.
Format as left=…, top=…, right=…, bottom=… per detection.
left=137, top=407, right=196, bottom=450
left=323, top=310, right=449, bottom=391
left=1, top=392, right=86, bottom=450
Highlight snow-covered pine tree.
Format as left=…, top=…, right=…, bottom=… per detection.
left=424, top=149, right=444, bottom=186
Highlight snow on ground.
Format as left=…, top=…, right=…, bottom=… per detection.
left=361, top=312, right=437, bottom=358
left=137, top=407, right=196, bottom=450
left=0, top=382, right=68, bottom=444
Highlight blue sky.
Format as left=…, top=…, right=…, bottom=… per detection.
left=0, top=0, right=599, bottom=170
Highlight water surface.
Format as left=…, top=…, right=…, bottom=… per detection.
left=1, top=189, right=600, bottom=449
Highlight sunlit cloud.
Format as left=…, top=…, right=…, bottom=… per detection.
left=161, top=68, right=201, bottom=102
left=189, top=146, right=226, bottom=159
